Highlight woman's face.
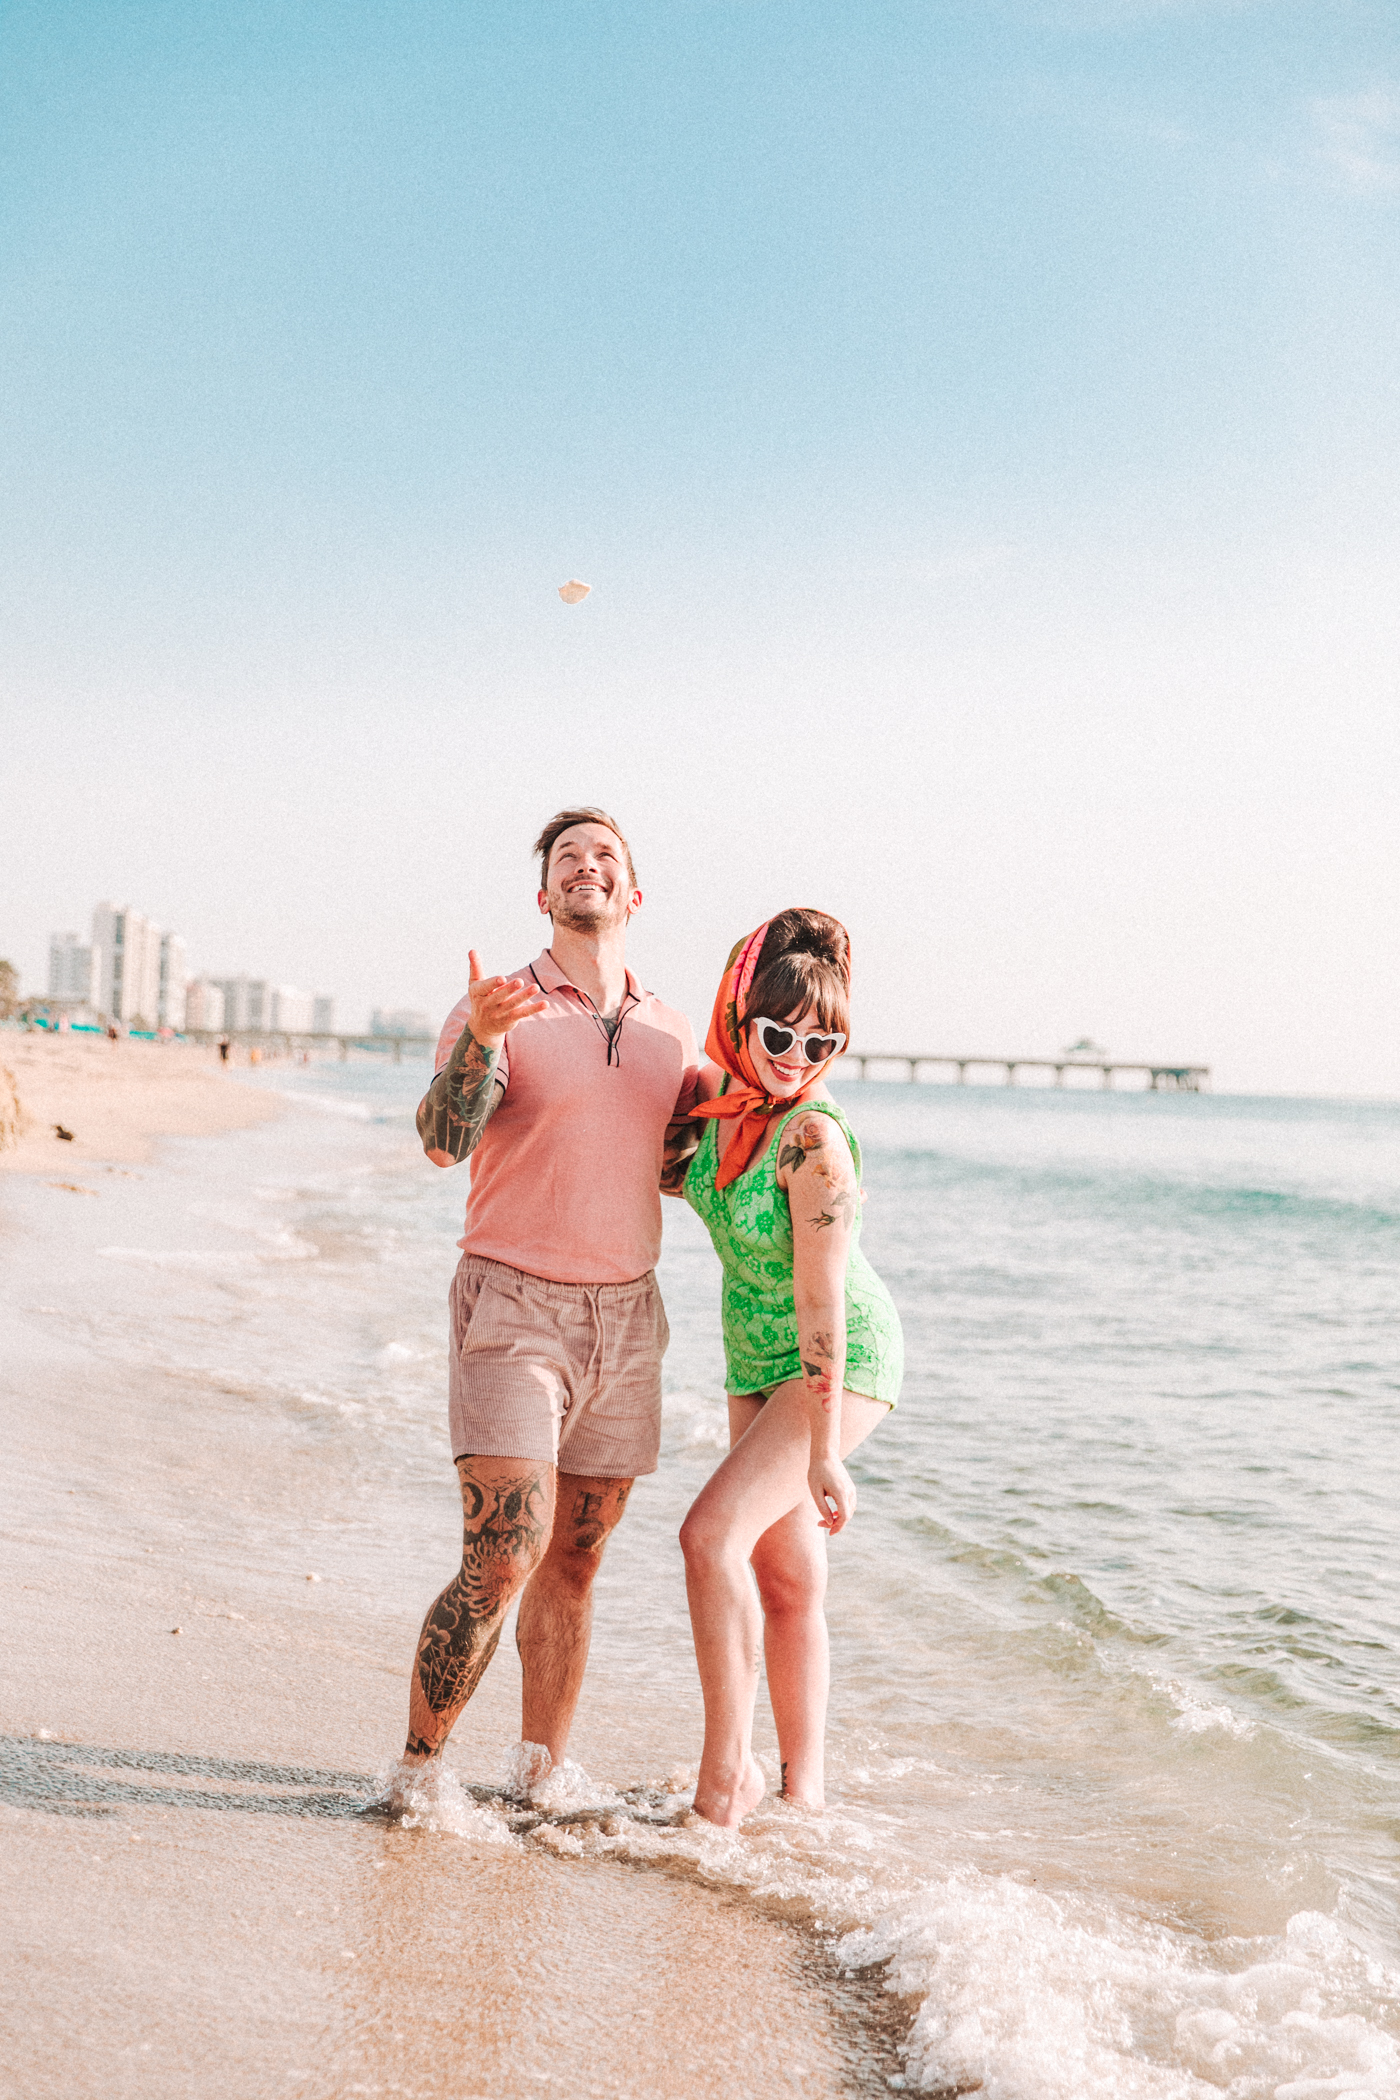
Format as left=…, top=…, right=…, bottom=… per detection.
left=747, top=1004, right=832, bottom=1098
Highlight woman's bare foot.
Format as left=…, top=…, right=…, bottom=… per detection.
left=778, top=1761, right=824, bottom=1811
left=692, top=1755, right=767, bottom=1828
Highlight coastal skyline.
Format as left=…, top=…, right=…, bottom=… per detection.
left=38, top=897, right=336, bottom=1036
left=4, top=1, right=1398, bottom=1095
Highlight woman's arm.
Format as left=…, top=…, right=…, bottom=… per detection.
left=777, top=1112, right=861, bottom=1533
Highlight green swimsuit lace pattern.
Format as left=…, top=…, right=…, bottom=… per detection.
left=684, top=1097, right=904, bottom=1406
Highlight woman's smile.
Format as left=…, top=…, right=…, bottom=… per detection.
left=749, top=1005, right=828, bottom=1096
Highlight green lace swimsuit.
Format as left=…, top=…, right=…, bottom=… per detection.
left=683, top=1094, right=904, bottom=1406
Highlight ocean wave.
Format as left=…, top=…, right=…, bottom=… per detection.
left=841, top=1890, right=1400, bottom=2098
left=868, top=1146, right=1400, bottom=1238
left=662, top=1386, right=731, bottom=1450
left=275, top=1089, right=376, bottom=1121
left=97, top=1229, right=319, bottom=1267
left=454, top=1775, right=1399, bottom=2098
left=1158, top=1680, right=1257, bottom=1739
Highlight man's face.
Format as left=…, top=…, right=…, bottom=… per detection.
left=539, top=824, right=641, bottom=932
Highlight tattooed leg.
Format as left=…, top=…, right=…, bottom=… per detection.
left=516, top=1474, right=634, bottom=1765
left=403, top=1457, right=555, bottom=1761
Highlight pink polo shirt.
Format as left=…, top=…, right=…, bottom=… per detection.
left=433, top=951, right=701, bottom=1285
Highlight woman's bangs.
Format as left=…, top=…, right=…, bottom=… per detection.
left=747, top=954, right=849, bottom=1038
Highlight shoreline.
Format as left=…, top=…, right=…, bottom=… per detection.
left=0, top=1081, right=896, bottom=2099
left=0, top=1031, right=280, bottom=1175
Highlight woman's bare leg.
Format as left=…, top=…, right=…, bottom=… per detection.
left=679, top=1381, right=887, bottom=1826
left=751, top=1501, right=829, bottom=1806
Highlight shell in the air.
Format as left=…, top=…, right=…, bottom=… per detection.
left=557, top=579, right=591, bottom=604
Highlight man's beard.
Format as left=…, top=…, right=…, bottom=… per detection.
left=549, top=886, right=628, bottom=933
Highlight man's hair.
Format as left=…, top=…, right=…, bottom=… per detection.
left=745, top=908, right=851, bottom=1037
left=533, top=808, right=637, bottom=891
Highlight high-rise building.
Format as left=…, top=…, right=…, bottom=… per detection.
left=210, top=976, right=269, bottom=1031
left=269, top=986, right=314, bottom=1032
left=159, top=933, right=188, bottom=1031
left=371, top=1007, right=432, bottom=1036
left=184, top=979, right=226, bottom=1032
left=48, top=933, right=94, bottom=1003
left=312, top=995, right=335, bottom=1034
left=91, top=903, right=162, bottom=1026
left=211, top=976, right=246, bottom=1030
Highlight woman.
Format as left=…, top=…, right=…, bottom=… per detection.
left=679, top=910, right=903, bottom=1826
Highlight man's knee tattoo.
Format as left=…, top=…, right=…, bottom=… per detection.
left=414, top=1472, right=549, bottom=1718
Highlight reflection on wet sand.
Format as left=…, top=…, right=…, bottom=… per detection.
left=1, top=1734, right=369, bottom=1818
left=1, top=1732, right=904, bottom=2098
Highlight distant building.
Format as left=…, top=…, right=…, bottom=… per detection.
left=211, top=976, right=272, bottom=1031
left=91, top=903, right=162, bottom=1027
left=48, top=933, right=94, bottom=1003
left=371, top=1007, right=432, bottom=1037
left=184, top=979, right=226, bottom=1032
left=207, top=977, right=334, bottom=1032
left=210, top=977, right=248, bottom=1031
left=159, top=933, right=188, bottom=1031
left=269, top=986, right=315, bottom=1032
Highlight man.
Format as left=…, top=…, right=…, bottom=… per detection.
left=396, top=807, right=700, bottom=1794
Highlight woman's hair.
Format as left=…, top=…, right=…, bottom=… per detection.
left=744, top=908, right=851, bottom=1037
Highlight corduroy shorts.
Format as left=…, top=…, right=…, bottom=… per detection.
left=447, top=1253, right=669, bottom=1478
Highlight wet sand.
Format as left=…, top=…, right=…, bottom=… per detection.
left=0, top=1116, right=898, bottom=2099
left=0, top=1033, right=279, bottom=1174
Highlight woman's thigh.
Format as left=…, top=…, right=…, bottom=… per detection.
left=689, top=1380, right=889, bottom=1557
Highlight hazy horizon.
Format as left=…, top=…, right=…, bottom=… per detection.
left=5, top=1, right=1397, bottom=1097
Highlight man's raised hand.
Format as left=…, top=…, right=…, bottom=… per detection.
left=468, top=950, right=548, bottom=1049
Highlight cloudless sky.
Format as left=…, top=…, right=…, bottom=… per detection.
left=4, top=0, right=1397, bottom=1092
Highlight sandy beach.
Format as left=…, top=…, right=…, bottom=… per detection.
left=0, top=1032, right=280, bottom=1175
left=0, top=1055, right=901, bottom=2100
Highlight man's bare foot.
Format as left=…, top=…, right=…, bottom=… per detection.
left=502, top=1739, right=554, bottom=1800
left=691, top=1755, right=767, bottom=1828
left=367, top=1753, right=440, bottom=1818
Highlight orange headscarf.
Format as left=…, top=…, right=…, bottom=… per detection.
left=691, top=917, right=848, bottom=1191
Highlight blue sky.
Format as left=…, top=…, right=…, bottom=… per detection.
left=4, top=0, right=1397, bottom=1090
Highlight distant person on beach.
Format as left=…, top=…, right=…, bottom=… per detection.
left=678, top=912, right=903, bottom=1825
left=392, top=808, right=700, bottom=1800
left=218, top=1038, right=230, bottom=1062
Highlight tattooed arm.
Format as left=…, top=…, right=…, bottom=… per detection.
left=660, top=1060, right=724, bottom=1194
left=417, top=1027, right=505, bottom=1166
left=777, top=1112, right=861, bottom=1533
left=417, top=949, right=547, bottom=1168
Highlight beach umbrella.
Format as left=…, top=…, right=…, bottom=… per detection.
left=557, top=579, right=591, bottom=604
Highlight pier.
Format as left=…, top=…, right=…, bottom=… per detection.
left=835, top=1054, right=1208, bottom=1091
left=51, top=1024, right=1207, bottom=1091
left=185, top=1029, right=435, bottom=1063
left=173, top=1032, right=1209, bottom=1088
